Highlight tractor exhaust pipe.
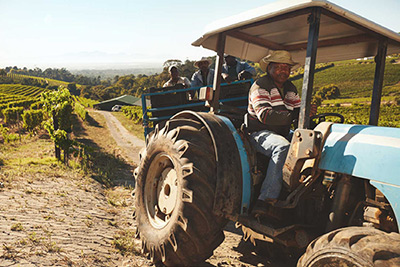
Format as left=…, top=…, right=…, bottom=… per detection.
left=326, top=174, right=352, bottom=232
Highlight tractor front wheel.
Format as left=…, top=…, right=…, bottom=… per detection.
left=135, top=118, right=227, bottom=266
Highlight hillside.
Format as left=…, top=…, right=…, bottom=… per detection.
left=291, top=58, right=400, bottom=99
left=7, top=73, right=81, bottom=89
left=0, top=84, right=48, bottom=98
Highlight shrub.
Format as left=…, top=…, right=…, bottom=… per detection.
left=122, top=106, right=143, bottom=124
left=42, top=89, right=73, bottom=132
left=22, top=109, right=44, bottom=134
left=315, top=84, right=340, bottom=100
left=0, top=125, right=19, bottom=143
left=311, top=95, right=322, bottom=107
left=30, top=101, right=44, bottom=110
left=74, top=102, right=88, bottom=120
left=3, top=107, right=24, bottom=124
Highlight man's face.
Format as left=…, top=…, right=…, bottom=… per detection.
left=224, top=56, right=236, bottom=66
left=268, top=63, right=291, bottom=85
left=198, top=61, right=209, bottom=72
left=170, top=67, right=179, bottom=79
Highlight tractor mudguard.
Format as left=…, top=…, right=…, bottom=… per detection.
left=171, top=111, right=252, bottom=219
left=319, top=123, right=400, bottom=224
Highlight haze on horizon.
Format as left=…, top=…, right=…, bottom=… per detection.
left=1, top=0, right=399, bottom=71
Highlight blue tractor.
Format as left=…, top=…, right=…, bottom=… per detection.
left=134, top=1, right=400, bottom=266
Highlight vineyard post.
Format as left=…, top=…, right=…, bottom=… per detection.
left=52, top=110, right=61, bottom=160
left=17, top=111, right=21, bottom=142
left=64, top=133, right=69, bottom=165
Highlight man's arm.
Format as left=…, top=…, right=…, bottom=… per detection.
left=237, top=62, right=256, bottom=80
left=240, top=62, right=256, bottom=76
left=190, top=72, right=201, bottom=88
left=183, top=77, right=191, bottom=89
left=250, top=87, right=292, bottom=126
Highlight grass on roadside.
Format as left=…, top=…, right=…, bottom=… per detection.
left=112, top=229, right=140, bottom=256
left=105, top=187, right=131, bottom=207
left=72, top=110, right=136, bottom=186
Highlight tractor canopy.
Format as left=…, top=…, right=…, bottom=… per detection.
left=192, top=0, right=400, bottom=64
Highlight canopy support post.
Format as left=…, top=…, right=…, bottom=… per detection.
left=299, top=7, right=321, bottom=129
left=210, top=33, right=226, bottom=113
left=369, top=39, right=387, bottom=126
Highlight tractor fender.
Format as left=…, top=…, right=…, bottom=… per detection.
left=171, top=111, right=252, bottom=219
left=319, top=123, right=400, bottom=225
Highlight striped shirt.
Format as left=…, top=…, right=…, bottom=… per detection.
left=248, top=75, right=300, bottom=136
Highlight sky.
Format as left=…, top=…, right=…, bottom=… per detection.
left=0, top=0, right=399, bottom=70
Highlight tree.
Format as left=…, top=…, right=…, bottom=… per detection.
left=181, top=59, right=196, bottom=79
left=67, top=83, right=79, bottom=96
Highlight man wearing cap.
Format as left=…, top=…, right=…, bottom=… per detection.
left=163, top=65, right=191, bottom=88
left=191, top=57, right=215, bottom=88
left=247, top=50, right=301, bottom=218
left=222, top=55, right=256, bottom=83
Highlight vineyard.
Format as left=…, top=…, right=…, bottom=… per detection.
left=0, top=82, right=98, bottom=150
left=318, top=104, right=400, bottom=128
left=291, top=58, right=400, bottom=99
left=7, top=72, right=75, bottom=88
left=0, top=84, right=47, bottom=111
left=0, top=84, right=47, bottom=98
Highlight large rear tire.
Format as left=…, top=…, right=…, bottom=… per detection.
left=135, top=118, right=227, bottom=266
left=297, top=226, right=400, bottom=267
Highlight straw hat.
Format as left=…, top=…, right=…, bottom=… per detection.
left=259, top=50, right=299, bottom=72
left=168, top=65, right=178, bottom=72
left=194, top=57, right=212, bottom=68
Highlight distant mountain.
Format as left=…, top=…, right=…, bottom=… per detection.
left=70, top=67, right=163, bottom=79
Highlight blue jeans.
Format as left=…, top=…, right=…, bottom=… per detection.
left=249, top=130, right=290, bottom=200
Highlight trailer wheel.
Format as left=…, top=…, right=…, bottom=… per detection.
left=297, top=226, right=400, bottom=267
left=135, top=118, right=227, bottom=266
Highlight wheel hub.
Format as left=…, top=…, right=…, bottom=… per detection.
left=157, top=167, right=178, bottom=215
left=145, top=154, right=179, bottom=228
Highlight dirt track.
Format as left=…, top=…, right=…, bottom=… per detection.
left=97, top=110, right=145, bottom=164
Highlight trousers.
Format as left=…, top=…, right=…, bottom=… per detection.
left=249, top=129, right=290, bottom=200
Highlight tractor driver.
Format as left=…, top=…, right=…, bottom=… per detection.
left=247, top=50, right=301, bottom=218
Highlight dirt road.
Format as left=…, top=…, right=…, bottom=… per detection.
left=98, top=111, right=288, bottom=267
left=97, top=110, right=145, bottom=164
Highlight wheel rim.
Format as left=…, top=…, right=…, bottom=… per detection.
left=144, top=153, right=179, bottom=229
